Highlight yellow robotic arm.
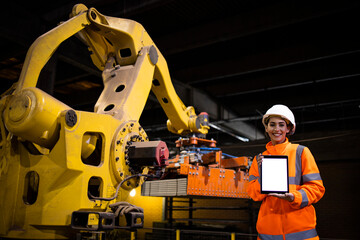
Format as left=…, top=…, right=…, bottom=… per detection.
left=0, top=4, right=209, bottom=238
left=15, top=4, right=209, bottom=135
left=15, top=3, right=208, bottom=136
left=72, top=4, right=210, bottom=135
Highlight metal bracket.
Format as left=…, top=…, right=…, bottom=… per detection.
left=71, top=211, right=115, bottom=230
left=71, top=210, right=144, bottom=231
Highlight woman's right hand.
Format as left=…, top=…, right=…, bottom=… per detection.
left=256, top=154, right=264, bottom=166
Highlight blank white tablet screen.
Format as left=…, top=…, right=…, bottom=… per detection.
left=261, top=157, right=288, bottom=192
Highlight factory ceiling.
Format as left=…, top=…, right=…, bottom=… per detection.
left=1, top=0, right=360, bottom=150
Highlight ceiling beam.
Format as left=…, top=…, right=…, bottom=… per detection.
left=218, top=72, right=360, bottom=98
left=156, top=1, right=360, bottom=55
left=172, top=80, right=264, bottom=141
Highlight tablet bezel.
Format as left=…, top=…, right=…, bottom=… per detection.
left=260, top=155, right=289, bottom=194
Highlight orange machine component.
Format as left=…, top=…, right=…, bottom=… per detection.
left=143, top=136, right=251, bottom=199
left=175, top=136, right=217, bottom=148
left=220, top=156, right=249, bottom=169
left=201, top=151, right=222, bottom=165
left=178, top=163, right=250, bottom=198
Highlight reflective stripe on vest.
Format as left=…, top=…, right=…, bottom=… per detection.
left=288, top=145, right=304, bottom=185
left=299, top=189, right=309, bottom=208
left=289, top=173, right=322, bottom=185
left=288, top=145, right=322, bottom=208
left=259, top=228, right=318, bottom=240
left=249, top=175, right=259, bottom=182
left=286, top=228, right=318, bottom=240
left=302, top=173, right=322, bottom=183
left=258, top=233, right=283, bottom=240
left=295, top=145, right=305, bottom=185
left=289, top=145, right=322, bottom=185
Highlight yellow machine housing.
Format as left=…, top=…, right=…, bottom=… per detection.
left=0, top=4, right=209, bottom=239
left=4, top=87, right=70, bottom=149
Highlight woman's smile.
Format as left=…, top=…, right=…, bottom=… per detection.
left=265, top=116, right=290, bottom=145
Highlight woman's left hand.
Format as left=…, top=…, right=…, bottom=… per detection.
left=268, top=193, right=294, bottom=202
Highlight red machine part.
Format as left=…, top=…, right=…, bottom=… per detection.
left=128, top=140, right=169, bottom=168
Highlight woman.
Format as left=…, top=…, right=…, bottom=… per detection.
left=247, top=104, right=325, bottom=240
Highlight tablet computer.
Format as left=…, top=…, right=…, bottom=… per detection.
left=260, top=155, right=289, bottom=194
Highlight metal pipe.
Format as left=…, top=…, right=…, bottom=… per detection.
left=176, top=229, right=180, bottom=240
left=209, top=123, right=249, bottom=142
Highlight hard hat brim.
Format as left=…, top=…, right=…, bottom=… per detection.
left=262, top=114, right=296, bottom=135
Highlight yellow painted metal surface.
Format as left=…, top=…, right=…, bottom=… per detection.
left=0, top=110, right=124, bottom=238
left=0, top=4, right=208, bottom=239
left=231, top=232, right=236, bottom=240
left=16, top=10, right=90, bottom=93
left=4, top=87, right=70, bottom=149
left=176, top=229, right=181, bottom=240
left=75, top=4, right=209, bottom=135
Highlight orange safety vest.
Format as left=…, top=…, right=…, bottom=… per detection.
left=247, top=139, right=325, bottom=240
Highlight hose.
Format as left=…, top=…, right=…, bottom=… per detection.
left=109, top=201, right=143, bottom=217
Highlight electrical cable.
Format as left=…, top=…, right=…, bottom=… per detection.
left=187, top=146, right=239, bottom=159
left=187, top=146, right=221, bottom=151
left=221, top=153, right=239, bottom=158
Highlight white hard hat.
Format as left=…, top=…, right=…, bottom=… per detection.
left=262, top=104, right=296, bottom=135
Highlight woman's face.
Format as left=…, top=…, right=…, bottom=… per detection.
left=265, top=116, right=290, bottom=145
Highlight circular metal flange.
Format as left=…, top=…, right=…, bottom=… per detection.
left=110, top=120, right=149, bottom=190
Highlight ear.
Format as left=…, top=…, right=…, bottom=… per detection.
left=286, top=126, right=291, bottom=133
